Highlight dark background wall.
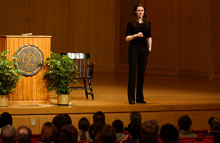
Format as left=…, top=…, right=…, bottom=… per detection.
left=0, top=0, right=219, bottom=78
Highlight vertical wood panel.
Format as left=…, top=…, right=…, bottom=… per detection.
left=0, top=0, right=25, bottom=34
left=179, top=0, right=211, bottom=77
left=26, top=0, right=68, bottom=53
left=212, top=0, right=220, bottom=78
left=70, top=0, right=115, bottom=71
left=144, top=0, right=179, bottom=75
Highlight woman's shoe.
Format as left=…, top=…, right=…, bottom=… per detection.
left=129, top=100, right=135, bottom=104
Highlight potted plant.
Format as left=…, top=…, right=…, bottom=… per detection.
left=43, top=52, right=78, bottom=105
left=0, top=50, right=23, bottom=107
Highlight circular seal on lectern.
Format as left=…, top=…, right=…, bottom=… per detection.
left=15, top=45, right=44, bottom=76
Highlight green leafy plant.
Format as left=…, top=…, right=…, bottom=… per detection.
left=43, top=52, right=78, bottom=95
left=0, top=50, right=23, bottom=95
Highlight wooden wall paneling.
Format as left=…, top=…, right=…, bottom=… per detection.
left=212, top=0, right=220, bottom=78
left=163, top=110, right=219, bottom=130
left=72, top=0, right=115, bottom=72
left=144, top=0, right=179, bottom=76
left=115, top=0, right=140, bottom=72
left=25, top=0, right=68, bottom=53
left=0, top=0, right=25, bottom=35
left=179, top=0, right=211, bottom=77
left=13, top=115, right=40, bottom=134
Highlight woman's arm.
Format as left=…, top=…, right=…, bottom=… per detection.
left=147, top=37, right=152, bottom=52
left=125, top=32, right=144, bottom=42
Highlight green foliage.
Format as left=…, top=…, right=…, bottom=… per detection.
left=0, top=50, right=23, bottom=95
left=43, top=52, right=78, bottom=95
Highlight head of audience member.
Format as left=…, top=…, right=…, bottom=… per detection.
left=40, top=122, right=58, bottom=143
left=112, top=119, right=124, bottom=134
left=141, top=119, right=159, bottom=137
left=91, top=121, right=105, bottom=141
left=93, top=111, right=105, bottom=124
left=78, top=117, right=90, bottom=140
left=128, top=121, right=141, bottom=139
left=209, top=117, right=220, bottom=132
left=52, top=114, right=72, bottom=130
left=160, top=124, right=179, bottom=143
left=17, top=125, right=32, bottom=143
left=1, top=125, right=17, bottom=143
left=54, top=129, right=74, bottom=143
left=0, top=112, right=13, bottom=128
left=61, top=124, right=78, bottom=143
left=97, top=125, right=117, bottom=143
left=178, top=115, right=192, bottom=131
left=130, top=111, right=141, bottom=123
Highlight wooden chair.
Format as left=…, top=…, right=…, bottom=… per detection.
left=67, top=53, right=95, bottom=100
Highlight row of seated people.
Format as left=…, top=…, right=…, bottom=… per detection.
left=0, top=111, right=220, bottom=143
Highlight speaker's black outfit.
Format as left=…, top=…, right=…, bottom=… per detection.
left=126, top=20, right=151, bottom=104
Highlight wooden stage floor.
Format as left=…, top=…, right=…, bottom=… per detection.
left=3, top=72, right=220, bottom=113
left=1, top=72, right=220, bottom=133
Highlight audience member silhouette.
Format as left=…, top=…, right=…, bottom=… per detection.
left=214, top=133, right=220, bottom=143
left=89, top=111, right=106, bottom=140
left=40, top=122, right=58, bottom=143
left=130, top=111, right=141, bottom=123
left=178, top=115, right=197, bottom=137
left=17, top=125, right=32, bottom=143
left=160, top=124, right=180, bottom=143
left=90, top=121, right=105, bottom=143
left=78, top=117, right=91, bottom=140
left=126, top=121, right=141, bottom=143
left=61, top=124, right=78, bottom=143
left=0, top=112, right=13, bottom=128
left=1, top=125, right=17, bottom=143
left=54, top=129, right=74, bottom=143
left=141, top=119, right=159, bottom=137
left=97, top=125, right=117, bottom=143
left=52, top=114, right=72, bottom=131
left=139, top=134, right=158, bottom=143
left=205, top=117, right=220, bottom=136
left=112, top=119, right=126, bottom=140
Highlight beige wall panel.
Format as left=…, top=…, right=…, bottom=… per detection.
left=144, top=0, right=178, bottom=75
left=212, top=0, right=220, bottom=78
left=70, top=0, right=115, bottom=71
left=0, top=0, right=25, bottom=35
left=179, top=0, right=211, bottom=77
left=11, top=110, right=220, bottom=134
left=13, top=115, right=40, bottom=134
left=26, top=0, right=68, bottom=53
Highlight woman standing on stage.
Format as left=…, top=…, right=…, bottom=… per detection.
left=125, top=4, right=152, bottom=104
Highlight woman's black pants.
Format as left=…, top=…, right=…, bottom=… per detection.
left=128, top=46, right=149, bottom=102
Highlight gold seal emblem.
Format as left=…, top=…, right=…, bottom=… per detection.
left=15, top=45, right=44, bottom=76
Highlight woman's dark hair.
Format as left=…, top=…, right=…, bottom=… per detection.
left=78, top=117, right=90, bottom=140
left=112, top=119, right=124, bottom=133
left=160, top=124, right=179, bottom=143
left=178, top=115, right=192, bottom=131
left=132, top=4, right=148, bottom=27
left=97, top=125, right=116, bottom=143
left=40, top=122, right=58, bottom=143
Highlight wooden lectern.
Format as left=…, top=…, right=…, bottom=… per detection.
left=0, top=35, right=51, bottom=105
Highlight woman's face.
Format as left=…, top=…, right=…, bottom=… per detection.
left=136, top=6, right=145, bottom=19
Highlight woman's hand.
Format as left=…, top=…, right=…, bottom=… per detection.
left=135, top=32, right=144, bottom=37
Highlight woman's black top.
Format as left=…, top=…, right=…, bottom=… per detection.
left=126, top=20, right=151, bottom=47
